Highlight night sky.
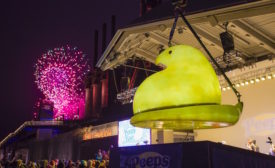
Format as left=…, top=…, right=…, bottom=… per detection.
left=0, top=0, right=139, bottom=140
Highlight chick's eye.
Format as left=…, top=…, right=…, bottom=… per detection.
left=169, top=50, right=172, bottom=54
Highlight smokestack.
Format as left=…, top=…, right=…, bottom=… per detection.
left=93, top=30, right=99, bottom=67
left=102, top=23, right=107, bottom=54
left=100, top=20, right=113, bottom=109
left=91, top=70, right=101, bottom=118
left=140, top=0, right=147, bottom=16
left=85, top=29, right=99, bottom=119
left=100, top=15, right=116, bottom=108
left=92, top=82, right=101, bottom=117
left=84, top=75, right=92, bottom=119
left=111, top=15, right=116, bottom=37
left=90, top=23, right=107, bottom=117
left=101, top=73, right=108, bottom=108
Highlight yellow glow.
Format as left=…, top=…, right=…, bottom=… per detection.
left=133, top=45, right=221, bottom=113
left=131, top=45, right=242, bottom=130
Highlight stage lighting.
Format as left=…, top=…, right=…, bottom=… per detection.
left=178, top=27, right=183, bottom=34
left=220, top=31, right=234, bottom=53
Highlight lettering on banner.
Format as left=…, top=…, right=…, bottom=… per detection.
left=121, top=152, right=170, bottom=168
left=82, top=123, right=118, bottom=140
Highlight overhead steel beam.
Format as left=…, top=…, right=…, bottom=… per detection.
left=214, top=2, right=275, bottom=23
left=118, top=34, right=147, bottom=51
left=97, top=1, right=275, bottom=70
left=102, top=50, right=135, bottom=70
left=100, top=34, right=149, bottom=70
left=121, top=1, right=275, bottom=35
left=192, top=26, right=224, bottom=52
left=231, top=20, right=275, bottom=54
left=102, top=48, right=156, bottom=71
left=96, top=30, right=124, bottom=68
left=135, top=48, right=156, bottom=63
left=149, top=32, right=178, bottom=48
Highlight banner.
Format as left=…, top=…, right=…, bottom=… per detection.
left=110, top=141, right=275, bottom=168
left=82, top=121, right=118, bottom=140
left=110, top=143, right=182, bottom=168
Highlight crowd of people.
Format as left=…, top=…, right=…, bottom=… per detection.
left=0, top=149, right=110, bottom=168
left=0, top=159, right=109, bottom=168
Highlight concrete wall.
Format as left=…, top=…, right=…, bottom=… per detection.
left=195, top=79, right=275, bottom=154
left=27, top=131, right=77, bottom=161
left=151, top=129, right=174, bottom=144
left=151, top=129, right=194, bottom=144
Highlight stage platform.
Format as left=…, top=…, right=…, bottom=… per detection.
left=110, top=141, right=275, bottom=168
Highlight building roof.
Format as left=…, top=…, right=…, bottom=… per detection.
left=0, top=121, right=65, bottom=147
left=0, top=103, right=133, bottom=148
left=96, top=0, right=275, bottom=87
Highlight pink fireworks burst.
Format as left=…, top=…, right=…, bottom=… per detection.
left=34, top=45, right=90, bottom=120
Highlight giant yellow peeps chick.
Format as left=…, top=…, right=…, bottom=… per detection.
left=131, top=45, right=242, bottom=130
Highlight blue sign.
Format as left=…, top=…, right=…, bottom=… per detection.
left=119, top=119, right=151, bottom=147
left=110, top=143, right=183, bottom=168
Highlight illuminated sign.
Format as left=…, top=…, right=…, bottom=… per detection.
left=83, top=122, right=118, bottom=140
left=243, top=113, right=275, bottom=137
left=119, top=119, right=150, bottom=147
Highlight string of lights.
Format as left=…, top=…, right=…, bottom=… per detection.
left=117, top=87, right=137, bottom=104
left=220, top=64, right=275, bottom=91
left=116, top=61, right=275, bottom=104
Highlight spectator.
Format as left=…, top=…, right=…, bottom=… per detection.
left=98, top=160, right=106, bottom=168
left=102, top=151, right=109, bottom=161
left=17, top=159, right=28, bottom=168
left=87, top=160, right=93, bottom=168
left=95, top=149, right=102, bottom=161
left=57, top=160, right=65, bottom=168
left=55, top=159, right=59, bottom=166
left=79, top=160, right=87, bottom=168
left=108, top=145, right=114, bottom=159
left=48, top=160, right=56, bottom=168
left=41, top=160, right=48, bottom=168
left=28, top=161, right=36, bottom=168
left=75, top=160, right=81, bottom=168
left=91, top=160, right=97, bottom=168
left=65, top=160, right=74, bottom=168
